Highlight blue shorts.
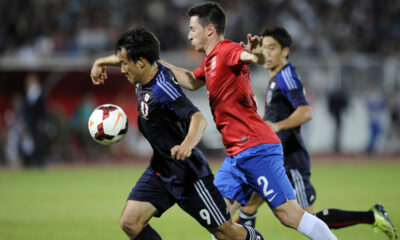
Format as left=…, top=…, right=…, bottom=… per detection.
left=214, top=143, right=296, bottom=209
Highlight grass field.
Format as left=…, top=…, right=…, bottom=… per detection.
left=1, top=160, right=399, bottom=240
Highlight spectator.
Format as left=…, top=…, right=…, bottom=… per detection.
left=23, top=73, right=48, bottom=167
left=327, top=86, right=349, bottom=153
left=365, top=82, right=387, bottom=154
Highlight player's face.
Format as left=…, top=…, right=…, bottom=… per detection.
left=262, top=36, right=289, bottom=71
left=188, top=16, right=207, bottom=52
left=117, top=48, right=142, bottom=84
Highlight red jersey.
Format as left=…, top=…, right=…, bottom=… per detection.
left=193, top=40, right=280, bottom=156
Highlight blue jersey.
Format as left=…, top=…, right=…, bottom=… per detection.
left=136, top=63, right=212, bottom=185
left=264, top=63, right=310, bottom=171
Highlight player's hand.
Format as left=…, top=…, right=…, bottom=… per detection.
left=171, top=144, right=192, bottom=161
left=265, top=121, right=281, bottom=133
left=90, top=62, right=107, bottom=85
left=240, top=34, right=263, bottom=54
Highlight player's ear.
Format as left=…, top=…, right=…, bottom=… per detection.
left=137, top=57, right=146, bottom=68
left=206, top=24, right=214, bottom=36
left=283, top=47, right=290, bottom=58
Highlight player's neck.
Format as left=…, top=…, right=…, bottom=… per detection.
left=141, top=63, right=158, bottom=85
left=268, top=60, right=288, bottom=78
left=205, top=35, right=224, bottom=55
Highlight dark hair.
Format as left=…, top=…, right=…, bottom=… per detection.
left=115, top=26, right=160, bottom=64
left=187, top=2, right=226, bottom=35
left=260, top=26, right=293, bottom=49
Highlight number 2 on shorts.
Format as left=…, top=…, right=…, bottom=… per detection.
left=257, top=176, right=277, bottom=202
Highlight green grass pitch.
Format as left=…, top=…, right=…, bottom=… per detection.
left=1, top=160, right=399, bottom=240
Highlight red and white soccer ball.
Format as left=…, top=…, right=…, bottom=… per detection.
left=88, top=104, right=128, bottom=145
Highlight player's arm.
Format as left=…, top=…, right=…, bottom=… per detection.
left=158, top=60, right=205, bottom=91
left=239, top=34, right=266, bottom=65
left=171, top=111, right=207, bottom=161
left=90, top=54, right=121, bottom=85
left=266, top=105, right=312, bottom=133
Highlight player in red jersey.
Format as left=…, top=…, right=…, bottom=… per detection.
left=161, top=2, right=337, bottom=240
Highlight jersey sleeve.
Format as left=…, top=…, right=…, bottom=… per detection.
left=165, top=96, right=200, bottom=121
left=223, top=42, right=244, bottom=67
left=153, top=75, right=199, bottom=120
left=193, top=63, right=206, bottom=82
left=277, top=68, right=309, bottom=109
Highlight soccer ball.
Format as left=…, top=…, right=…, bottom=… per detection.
left=88, top=104, right=128, bottom=145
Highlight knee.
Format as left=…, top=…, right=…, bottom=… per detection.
left=211, top=221, right=245, bottom=240
left=274, top=207, right=304, bottom=229
left=120, top=216, right=144, bottom=237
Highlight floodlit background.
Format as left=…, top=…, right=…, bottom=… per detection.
left=0, top=0, right=399, bottom=239
left=1, top=0, right=399, bottom=166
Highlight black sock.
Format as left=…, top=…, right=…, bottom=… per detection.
left=244, top=225, right=264, bottom=240
left=237, top=210, right=257, bottom=227
left=133, top=224, right=162, bottom=240
left=316, top=208, right=374, bottom=229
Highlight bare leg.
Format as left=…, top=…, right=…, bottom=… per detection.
left=120, top=200, right=158, bottom=238
left=240, top=193, right=265, bottom=215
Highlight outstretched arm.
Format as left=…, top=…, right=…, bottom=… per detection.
left=90, top=54, right=121, bottom=85
left=266, top=105, right=313, bottom=133
left=158, top=60, right=205, bottom=91
left=239, top=34, right=266, bottom=65
left=171, top=111, right=207, bottom=160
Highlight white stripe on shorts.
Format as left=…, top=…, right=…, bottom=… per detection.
left=290, top=169, right=309, bottom=208
left=194, top=180, right=226, bottom=226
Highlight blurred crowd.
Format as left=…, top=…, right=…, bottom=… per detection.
left=0, top=0, right=399, bottom=58
left=0, top=73, right=154, bottom=168
left=1, top=0, right=400, bottom=167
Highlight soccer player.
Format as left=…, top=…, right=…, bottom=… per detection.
left=235, top=26, right=398, bottom=240
left=160, top=2, right=337, bottom=240
left=90, top=27, right=264, bottom=240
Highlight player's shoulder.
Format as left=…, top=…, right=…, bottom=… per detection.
left=152, top=64, right=183, bottom=101
left=276, top=63, right=301, bottom=90
left=217, top=39, right=241, bottom=51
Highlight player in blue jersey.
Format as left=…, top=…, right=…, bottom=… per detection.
left=235, top=26, right=398, bottom=240
left=90, top=26, right=264, bottom=240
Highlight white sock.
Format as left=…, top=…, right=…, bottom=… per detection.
left=239, top=209, right=257, bottom=219
left=297, top=212, right=337, bottom=240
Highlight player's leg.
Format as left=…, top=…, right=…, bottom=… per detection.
left=236, top=192, right=264, bottom=227
left=120, top=200, right=161, bottom=239
left=121, top=168, right=175, bottom=239
left=238, top=143, right=337, bottom=240
left=178, top=175, right=264, bottom=240
left=236, top=164, right=317, bottom=227
left=289, top=168, right=397, bottom=238
left=316, top=204, right=398, bottom=239
left=210, top=220, right=265, bottom=240
left=213, top=155, right=254, bottom=217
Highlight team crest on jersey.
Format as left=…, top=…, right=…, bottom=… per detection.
left=144, top=93, right=150, bottom=102
left=140, top=101, right=149, bottom=118
left=270, top=82, right=276, bottom=90
left=211, top=56, right=217, bottom=70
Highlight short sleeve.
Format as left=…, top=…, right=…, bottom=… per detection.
left=164, top=96, right=200, bottom=121
left=278, top=68, right=309, bottom=108
left=153, top=73, right=199, bottom=120
left=193, top=64, right=206, bottom=82
left=287, top=89, right=309, bottom=109
left=223, top=42, right=244, bottom=67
